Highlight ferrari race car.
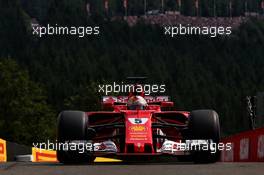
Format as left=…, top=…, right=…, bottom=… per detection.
left=57, top=82, right=220, bottom=164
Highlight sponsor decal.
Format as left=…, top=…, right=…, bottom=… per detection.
left=131, top=135, right=147, bottom=138
left=0, top=139, right=6, bottom=162
left=130, top=138, right=148, bottom=141
left=0, top=144, right=3, bottom=154
left=134, top=119, right=142, bottom=124
left=32, top=148, right=57, bottom=162
left=222, top=142, right=234, bottom=162
left=240, top=138, right=249, bottom=160
left=130, top=125, right=147, bottom=132
left=128, top=118, right=148, bottom=124
left=257, top=135, right=264, bottom=159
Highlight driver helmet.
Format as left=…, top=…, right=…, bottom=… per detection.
left=127, top=96, right=147, bottom=110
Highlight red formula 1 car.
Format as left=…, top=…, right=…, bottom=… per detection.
left=57, top=82, right=220, bottom=164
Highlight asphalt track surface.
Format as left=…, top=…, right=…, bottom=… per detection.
left=1, top=162, right=264, bottom=175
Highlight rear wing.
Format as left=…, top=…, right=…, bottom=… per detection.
left=102, top=96, right=170, bottom=104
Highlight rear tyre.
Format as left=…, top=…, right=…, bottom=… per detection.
left=57, top=111, right=95, bottom=164
left=188, top=110, right=220, bottom=163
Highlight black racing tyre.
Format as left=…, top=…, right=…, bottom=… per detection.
left=188, top=110, right=220, bottom=163
left=57, top=111, right=95, bottom=164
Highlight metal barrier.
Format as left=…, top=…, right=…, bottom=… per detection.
left=221, top=127, right=264, bottom=162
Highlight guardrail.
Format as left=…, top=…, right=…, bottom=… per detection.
left=220, top=127, right=264, bottom=162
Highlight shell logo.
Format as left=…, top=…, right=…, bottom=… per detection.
left=130, top=125, right=146, bottom=132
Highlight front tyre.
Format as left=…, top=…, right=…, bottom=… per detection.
left=57, top=111, right=95, bottom=164
left=188, top=110, right=220, bottom=163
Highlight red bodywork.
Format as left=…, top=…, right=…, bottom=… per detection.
left=85, top=96, right=190, bottom=157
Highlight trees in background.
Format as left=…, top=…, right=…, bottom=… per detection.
left=0, top=59, right=55, bottom=145
left=0, top=0, right=264, bottom=145
left=18, top=0, right=264, bottom=20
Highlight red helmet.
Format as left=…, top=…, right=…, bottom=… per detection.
left=128, top=84, right=145, bottom=98
left=127, top=96, right=147, bottom=110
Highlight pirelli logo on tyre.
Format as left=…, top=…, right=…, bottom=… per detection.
left=0, top=138, right=7, bottom=162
